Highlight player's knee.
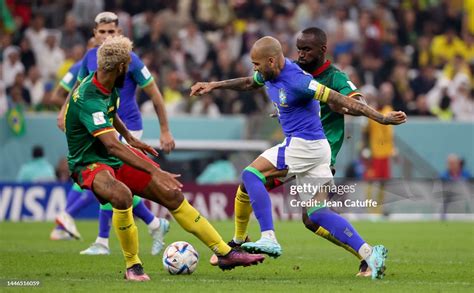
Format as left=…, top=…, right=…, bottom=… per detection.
left=109, top=185, right=133, bottom=209
left=162, top=189, right=184, bottom=211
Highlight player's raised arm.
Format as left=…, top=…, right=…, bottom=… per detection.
left=314, top=83, right=407, bottom=125
left=190, top=75, right=262, bottom=96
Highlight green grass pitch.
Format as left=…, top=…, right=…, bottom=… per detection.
left=0, top=220, right=473, bottom=292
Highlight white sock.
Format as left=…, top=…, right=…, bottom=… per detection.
left=147, top=217, right=161, bottom=231
left=358, top=243, right=373, bottom=260
left=95, top=237, right=109, bottom=248
left=261, top=230, right=277, bottom=242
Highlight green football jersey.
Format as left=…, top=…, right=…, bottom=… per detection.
left=311, top=61, right=359, bottom=166
left=65, top=72, right=122, bottom=174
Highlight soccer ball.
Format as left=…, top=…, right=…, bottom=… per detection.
left=162, top=241, right=199, bottom=275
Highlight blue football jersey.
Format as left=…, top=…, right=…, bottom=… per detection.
left=254, top=58, right=328, bottom=140
left=78, top=48, right=154, bottom=131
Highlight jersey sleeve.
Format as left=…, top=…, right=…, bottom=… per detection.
left=77, top=52, right=91, bottom=83
left=296, top=72, right=331, bottom=103
left=129, top=52, right=154, bottom=88
left=253, top=71, right=265, bottom=86
left=332, top=71, right=360, bottom=97
left=79, top=95, right=115, bottom=137
left=59, top=64, right=79, bottom=92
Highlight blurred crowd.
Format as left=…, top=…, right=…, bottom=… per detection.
left=1, top=0, right=473, bottom=121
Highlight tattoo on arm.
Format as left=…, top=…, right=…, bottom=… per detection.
left=214, top=77, right=260, bottom=91
left=329, top=91, right=385, bottom=124
left=344, top=94, right=367, bottom=116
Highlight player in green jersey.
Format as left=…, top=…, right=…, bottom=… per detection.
left=296, top=27, right=372, bottom=276
left=64, top=36, right=264, bottom=281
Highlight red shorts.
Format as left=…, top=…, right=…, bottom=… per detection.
left=365, top=157, right=391, bottom=180
left=73, top=148, right=160, bottom=195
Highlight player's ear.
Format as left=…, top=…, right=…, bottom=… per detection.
left=117, top=27, right=123, bottom=35
left=321, top=45, right=327, bottom=54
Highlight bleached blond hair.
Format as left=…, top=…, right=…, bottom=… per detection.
left=97, top=36, right=133, bottom=72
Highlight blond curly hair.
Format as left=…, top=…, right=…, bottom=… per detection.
left=97, top=36, right=133, bottom=72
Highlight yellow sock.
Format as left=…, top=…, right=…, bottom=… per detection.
left=112, top=207, right=141, bottom=268
left=315, top=226, right=363, bottom=260
left=233, top=186, right=253, bottom=243
left=171, top=199, right=231, bottom=256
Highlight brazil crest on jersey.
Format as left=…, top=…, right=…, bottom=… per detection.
left=253, top=58, right=329, bottom=141
left=308, top=60, right=360, bottom=166
left=65, top=72, right=122, bottom=174
left=78, top=47, right=154, bottom=131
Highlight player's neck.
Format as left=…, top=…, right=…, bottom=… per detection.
left=275, top=55, right=286, bottom=78
left=96, top=70, right=116, bottom=91
left=310, top=59, right=330, bottom=76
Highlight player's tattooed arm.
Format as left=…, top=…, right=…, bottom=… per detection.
left=328, top=94, right=367, bottom=116
left=190, top=76, right=260, bottom=96
left=325, top=90, right=407, bottom=125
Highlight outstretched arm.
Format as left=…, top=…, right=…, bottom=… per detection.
left=316, top=85, right=406, bottom=125
left=328, top=94, right=368, bottom=116
left=190, top=76, right=261, bottom=96
left=142, top=82, right=175, bottom=153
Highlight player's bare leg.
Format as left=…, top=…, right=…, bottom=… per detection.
left=92, top=170, right=149, bottom=281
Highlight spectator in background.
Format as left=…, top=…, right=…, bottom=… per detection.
left=450, top=74, right=474, bottom=121
left=410, top=65, right=437, bottom=97
left=411, top=95, right=434, bottom=117
left=24, top=13, right=48, bottom=56
left=179, top=22, right=208, bottom=66
left=196, top=154, right=237, bottom=184
left=136, top=16, right=170, bottom=54
left=191, top=95, right=221, bottom=118
left=440, top=154, right=472, bottom=181
left=72, top=0, right=105, bottom=34
left=55, top=157, right=71, bottom=183
left=3, top=46, right=24, bottom=87
left=161, top=70, right=186, bottom=115
left=431, top=92, right=453, bottom=121
left=364, top=82, right=396, bottom=215
left=440, top=154, right=472, bottom=220
left=24, top=65, right=45, bottom=107
left=431, top=26, right=467, bottom=68
left=36, top=30, right=65, bottom=80
left=16, top=145, right=56, bottom=182
left=19, top=37, right=36, bottom=72
left=7, top=72, right=31, bottom=106
left=60, top=13, right=86, bottom=50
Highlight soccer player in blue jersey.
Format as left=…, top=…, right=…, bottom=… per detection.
left=54, top=12, right=175, bottom=256
left=191, top=36, right=406, bottom=279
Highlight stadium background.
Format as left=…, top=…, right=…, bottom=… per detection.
left=1, top=0, right=472, bottom=221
